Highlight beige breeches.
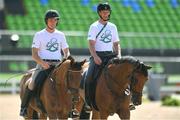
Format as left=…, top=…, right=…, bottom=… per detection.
left=28, top=64, right=43, bottom=90
left=27, top=62, right=59, bottom=90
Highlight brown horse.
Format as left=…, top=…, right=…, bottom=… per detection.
left=20, top=56, right=86, bottom=119
left=78, top=56, right=152, bottom=120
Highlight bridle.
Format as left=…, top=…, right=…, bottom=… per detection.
left=104, top=64, right=130, bottom=99
left=104, top=59, right=143, bottom=102
left=129, top=62, right=144, bottom=105
left=66, top=69, right=83, bottom=94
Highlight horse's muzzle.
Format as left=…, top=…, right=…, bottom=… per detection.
left=132, top=93, right=142, bottom=105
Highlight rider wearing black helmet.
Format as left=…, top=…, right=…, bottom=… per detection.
left=19, top=9, right=70, bottom=118
left=44, top=9, right=60, bottom=26
left=79, top=2, right=121, bottom=113
left=86, top=2, right=121, bottom=72
left=97, top=2, right=111, bottom=21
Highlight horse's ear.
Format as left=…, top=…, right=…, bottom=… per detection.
left=61, top=58, right=67, bottom=63
left=145, top=64, right=152, bottom=70
left=80, top=59, right=86, bottom=66
left=67, top=56, right=75, bottom=62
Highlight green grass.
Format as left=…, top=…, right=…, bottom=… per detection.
left=168, top=75, right=180, bottom=84
left=161, top=95, right=180, bottom=106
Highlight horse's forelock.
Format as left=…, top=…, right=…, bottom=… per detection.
left=139, top=63, right=149, bottom=76
left=71, top=61, right=83, bottom=70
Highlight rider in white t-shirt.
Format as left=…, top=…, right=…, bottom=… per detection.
left=88, top=21, right=120, bottom=53
left=88, top=2, right=121, bottom=65
left=20, top=9, right=70, bottom=118
left=84, top=2, right=121, bottom=109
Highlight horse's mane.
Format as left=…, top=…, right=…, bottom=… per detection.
left=54, top=56, right=85, bottom=72
left=109, top=56, right=138, bottom=65
left=108, top=56, right=149, bottom=76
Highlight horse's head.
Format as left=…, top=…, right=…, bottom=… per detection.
left=104, top=57, right=138, bottom=97
left=66, top=56, right=86, bottom=94
left=106, top=56, right=152, bottom=106
left=128, top=58, right=152, bottom=105
left=53, top=56, right=86, bottom=92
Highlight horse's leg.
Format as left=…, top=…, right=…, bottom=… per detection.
left=32, top=110, right=39, bottom=119
left=39, top=113, right=47, bottom=120
left=59, top=113, right=68, bottom=120
left=25, top=107, right=35, bottom=120
left=47, top=111, right=57, bottom=120
left=91, top=109, right=100, bottom=120
left=117, top=109, right=130, bottom=120
left=74, top=96, right=84, bottom=117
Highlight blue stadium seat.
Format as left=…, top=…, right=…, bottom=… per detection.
left=81, top=0, right=90, bottom=6
left=131, top=0, right=141, bottom=12
left=170, top=0, right=179, bottom=8
left=146, top=0, right=155, bottom=8
left=92, top=4, right=97, bottom=12
left=40, top=0, right=48, bottom=6
left=122, top=0, right=131, bottom=7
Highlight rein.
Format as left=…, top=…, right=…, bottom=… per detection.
left=2, top=68, right=40, bottom=88
left=51, top=64, right=82, bottom=93
left=104, top=60, right=143, bottom=100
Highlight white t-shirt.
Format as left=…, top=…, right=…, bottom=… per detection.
left=32, top=29, right=69, bottom=60
left=87, top=21, right=120, bottom=52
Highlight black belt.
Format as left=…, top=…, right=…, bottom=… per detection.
left=43, top=59, right=60, bottom=62
left=96, top=51, right=113, bottom=54
left=96, top=51, right=113, bottom=56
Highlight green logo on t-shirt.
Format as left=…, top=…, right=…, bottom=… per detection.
left=46, top=38, right=59, bottom=52
left=100, top=30, right=112, bottom=43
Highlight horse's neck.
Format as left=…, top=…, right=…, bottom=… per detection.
left=54, top=61, right=70, bottom=85
left=104, top=63, right=132, bottom=95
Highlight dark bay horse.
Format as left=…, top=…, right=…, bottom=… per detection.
left=20, top=56, right=86, bottom=119
left=78, top=56, right=152, bottom=120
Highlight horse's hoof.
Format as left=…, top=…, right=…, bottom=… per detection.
left=20, top=108, right=27, bottom=117
left=72, top=109, right=80, bottom=117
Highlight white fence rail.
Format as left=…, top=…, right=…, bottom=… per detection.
left=0, top=79, right=20, bottom=94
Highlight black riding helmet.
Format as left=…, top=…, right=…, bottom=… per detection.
left=97, top=3, right=111, bottom=21
left=44, top=9, right=60, bottom=25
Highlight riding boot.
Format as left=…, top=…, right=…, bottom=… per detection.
left=20, top=88, right=33, bottom=117
left=85, top=57, right=95, bottom=106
